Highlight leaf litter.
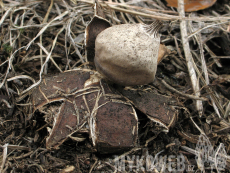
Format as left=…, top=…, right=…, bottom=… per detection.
left=0, top=0, right=230, bottom=172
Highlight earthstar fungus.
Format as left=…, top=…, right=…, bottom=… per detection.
left=31, top=1, right=178, bottom=153
left=85, top=1, right=169, bottom=86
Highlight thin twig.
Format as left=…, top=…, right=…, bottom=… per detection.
left=178, top=0, right=203, bottom=117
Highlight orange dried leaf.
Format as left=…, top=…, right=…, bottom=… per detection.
left=166, top=0, right=217, bottom=12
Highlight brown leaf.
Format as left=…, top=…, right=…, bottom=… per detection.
left=166, top=0, right=217, bottom=12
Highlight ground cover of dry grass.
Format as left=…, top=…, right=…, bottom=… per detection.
left=0, top=0, right=230, bottom=172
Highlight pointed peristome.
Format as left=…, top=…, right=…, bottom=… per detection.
left=143, top=20, right=163, bottom=37
left=143, top=20, right=165, bottom=63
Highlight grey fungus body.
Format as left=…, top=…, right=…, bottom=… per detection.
left=94, top=22, right=162, bottom=86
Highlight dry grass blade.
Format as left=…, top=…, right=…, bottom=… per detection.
left=78, top=0, right=230, bottom=21
left=0, top=7, right=12, bottom=27
left=36, top=42, right=63, bottom=73
left=178, top=0, right=203, bottom=116
left=0, top=46, right=26, bottom=88
left=66, top=18, right=85, bottom=64
left=21, top=26, right=65, bottom=95
left=189, top=21, right=223, bottom=118
left=0, top=144, right=8, bottom=172
left=40, top=0, right=54, bottom=73
left=26, top=11, right=68, bottom=50
left=188, top=21, right=230, bottom=39
left=7, top=75, right=36, bottom=83
left=161, top=79, right=208, bottom=101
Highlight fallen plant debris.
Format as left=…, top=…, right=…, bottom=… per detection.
left=32, top=69, right=139, bottom=153
left=118, top=86, right=178, bottom=131
left=0, top=0, right=230, bottom=172
left=166, top=0, right=217, bottom=12
left=85, top=0, right=111, bottom=62
left=32, top=68, right=178, bottom=153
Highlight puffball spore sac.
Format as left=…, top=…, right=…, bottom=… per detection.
left=94, top=21, right=162, bottom=86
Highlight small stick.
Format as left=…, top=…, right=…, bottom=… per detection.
left=178, top=0, right=203, bottom=116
